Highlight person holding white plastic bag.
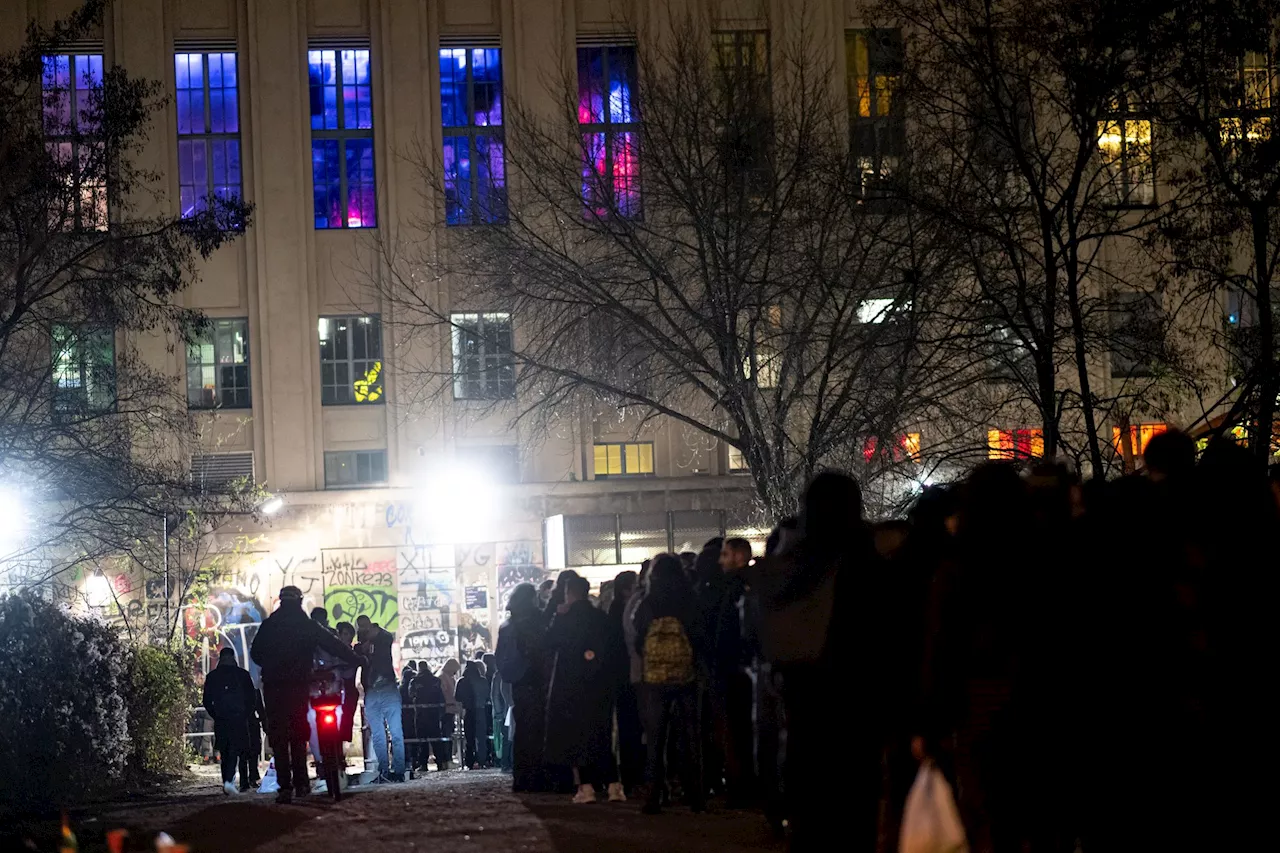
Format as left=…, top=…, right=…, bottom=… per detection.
left=900, top=758, right=968, bottom=853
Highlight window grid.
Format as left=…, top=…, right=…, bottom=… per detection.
left=1097, top=96, right=1153, bottom=206
left=175, top=52, right=242, bottom=219
left=440, top=47, right=507, bottom=225
left=324, top=450, right=388, bottom=488
left=712, top=31, right=772, bottom=192
left=1112, top=423, right=1167, bottom=460
left=52, top=324, right=115, bottom=416
left=987, top=428, right=1044, bottom=460
left=847, top=30, right=905, bottom=196
left=1221, top=50, right=1275, bottom=146
left=578, top=45, right=640, bottom=218
left=186, top=318, right=250, bottom=409
left=309, top=48, right=376, bottom=228
left=593, top=442, right=655, bottom=478
left=42, top=54, right=107, bottom=231
left=451, top=312, right=515, bottom=400
left=319, top=315, right=384, bottom=405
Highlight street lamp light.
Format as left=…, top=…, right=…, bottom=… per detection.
left=0, top=486, right=29, bottom=558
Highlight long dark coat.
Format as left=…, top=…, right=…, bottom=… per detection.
left=543, top=599, right=614, bottom=767
left=500, top=609, right=550, bottom=791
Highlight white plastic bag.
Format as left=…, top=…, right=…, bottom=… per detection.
left=257, top=758, right=279, bottom=794
left=900, top=762, right=969, bottom=853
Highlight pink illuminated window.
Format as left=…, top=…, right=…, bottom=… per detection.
left=577, top=44, right=640, bottom=218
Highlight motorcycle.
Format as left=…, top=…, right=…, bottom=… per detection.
left=308, top=667, right=346, bottom=801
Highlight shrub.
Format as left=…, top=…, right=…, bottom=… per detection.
left=0, top=593, right=131, bottom=814
left=124, top=644, right=193, bottom=779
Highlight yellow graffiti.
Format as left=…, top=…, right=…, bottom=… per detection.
left=354, top=360, right=383, bottom=402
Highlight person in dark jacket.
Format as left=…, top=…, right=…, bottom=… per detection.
left=496, top=582, right=550, bottom=792
left=608, top=569, right=644, bottom=793
left=202, top=647, right=262, bottom=794
left=357, top=616, right=406, bottom=782
left=250, top=585, right=363, bottom=804
left=711, top=537, right=755, bottom=807
left=334, top=621, right=359, bottom=744
left=633, top=553, right=705, bottom=815
left=411, top=666, right=449, bottom=770
left=545, top=575, right=622, bottom=803
left=749, top=471, right=884, bottom=851
left=400, top=663, right=419, bottom=772
left=456, top=659, right=491, bottom=768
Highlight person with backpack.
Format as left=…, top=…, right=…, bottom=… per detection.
left=632, top=553, right=705, bottom=815
left=496, top=582, right=550, bottom=792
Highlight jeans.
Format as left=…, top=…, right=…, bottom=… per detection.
left=643, top=685, right=702, bottom=808
left=364, top=683, right=406, bottom=777
left=262, top=681, right=311, bottom=794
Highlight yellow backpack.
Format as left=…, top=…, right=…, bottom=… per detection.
left=642, top=616, right=695, bottom=686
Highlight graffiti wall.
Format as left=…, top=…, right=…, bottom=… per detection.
left=51, top=496, right=547, bottom=685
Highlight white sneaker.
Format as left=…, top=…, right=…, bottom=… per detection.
left=572, top=785, right=598, bottom=804
left=313, top=779, right=329, bottom=795
left=607, top=782, right=627, bottom=803
left=222, top=781, right=239, bottom=796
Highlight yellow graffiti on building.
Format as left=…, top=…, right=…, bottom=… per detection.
left=354, top=360, right=383, bottom=402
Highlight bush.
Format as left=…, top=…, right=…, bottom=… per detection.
left=124, top=645, right=192, bottom=779
left=0, top=593, right=131, bottom=814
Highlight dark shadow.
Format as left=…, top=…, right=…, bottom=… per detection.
left=151, top=800, right=315, bottom=852
left=520, top=794, right=785, bottom=853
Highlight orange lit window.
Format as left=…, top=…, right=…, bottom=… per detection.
left=1111, top=422, right=1167, bottom=456
left=863, top=432, right=921, bottom=463
left=987, top=428, right=1044, bottom=460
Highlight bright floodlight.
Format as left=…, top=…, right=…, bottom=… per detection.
left=259, top=496, right=284, bottom=515
left=415, top=462, right=497, bottom=544
left=0, top=487, right=29, bottom=554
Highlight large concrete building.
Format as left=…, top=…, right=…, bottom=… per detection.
left=2, top=0, right=813, bottom=674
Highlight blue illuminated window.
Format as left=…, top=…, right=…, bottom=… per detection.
left=42, top=53, right=107, bottom=231
left=175, top=52, right=242, bottom=220
left=440, top=47, right=506, bottom=225
left=578, top=45, right=640, bottom=218
left=309, top=48, right=376, bottom=228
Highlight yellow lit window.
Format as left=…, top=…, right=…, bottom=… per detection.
left=1097, top=117, right=1153, bottom=204
left=727, top=445, right=749, bottom=471
left=987, top=428, right=1044, bottom=460
left=1111, top=422, right=1167, bottom=457
left=593, top=442, right=654, bottom=478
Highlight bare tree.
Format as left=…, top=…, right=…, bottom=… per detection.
left=373, top=5, right=970, bottom=516
left=0, top=1, right=257, bottom=595
left=884, top=0, right=1184, bottom=475
left=1152, top=0, right=1280, bottom=467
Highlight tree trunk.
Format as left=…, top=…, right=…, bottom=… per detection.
left=1251, top=207, right=1277, bottom=469
left=1066, top=265, right=1106, bottom=476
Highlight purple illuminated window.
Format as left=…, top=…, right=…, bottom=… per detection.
left=175, top=52, right=242, bottom=220
left=439, top=47, right=506, bottom=224
left=577, top=45, right=640, bottom=218
left=42, top=53, right=106, bottom=230
left=309, top=48, right=376, bottom=228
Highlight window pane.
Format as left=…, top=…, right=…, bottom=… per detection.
left=475, top=135, right=506, bottom=223
left=636, top=442, right=654, bottom=474
left=473, top=48, right=503, bottom=126
left=593, top=444, right=609, bottom=476
left=440, top=49, right=468, bottom=128
left=309, top=50, right=338, bottom=129
left=607, top=46, right=637, bottom=124
left=312, top=139, right=342, bottom=228
left=443, top=135, right=470, bottom=225
left=608, top=444, right=622, bottom=474
left=344, top=138, right=377, bottom=227
left=578, top=47, right=605, bottom=124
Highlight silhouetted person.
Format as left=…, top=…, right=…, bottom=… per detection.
left=496, top=583, right=550, bottom=792
left=751, top=470, right=883, bottom=852
left=545, top=575, right=622, bottom=803
left=457, top=659, right=490, bottom=768
left=608, top=569, right=644, bottom=793
left=711, top=537, right=755, bottom=807
left=250, top=585, right=361, bottom=804
left=202, top=647, right=261, bottom=794
left=411, top=666, right=447, bottom=771
left=1143, top=428, right=1196, bottom=483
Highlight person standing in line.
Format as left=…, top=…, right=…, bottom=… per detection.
left=251, top=586, right=363, bottom=804
left=485, top=652, right=507, bottom=768
left=633, top=554, right=705, bottom=815
left=712, top=537, right=756, bottom=808
left=202, top=647, right=259, bottom=795
left=412, top=665, right=449, bottom=771
left=400, top=663, right=420, bottom=773
left=495, top=582, right=550, bottom=792
left=456, top=659, right=491, bottom=769
left=610, top=568, right=644, bottom=794
left=440, top=658, right=462, bottom=767
left=356, top=615, right=406, bottom=783
left=545, top=575, right=624, bottom=803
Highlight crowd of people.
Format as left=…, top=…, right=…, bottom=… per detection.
left=199, top=427, right=1260, bottom=849
left=488, top=429, right=1270, bottom=852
